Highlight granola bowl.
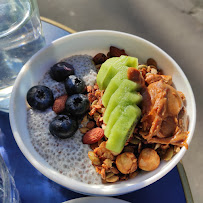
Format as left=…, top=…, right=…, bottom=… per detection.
left=9, top=30, right=196, bottom=195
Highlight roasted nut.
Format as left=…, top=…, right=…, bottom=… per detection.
left=88, top=151, right=101, bottom=166
left=147, top=58, right=157, bottom=67
left=52, top=95, right=68, bottom=114
left=106, top=175, right=119, bottom=183
left=163, top=146, right=174, bottom=161
left=83, top=127, right=104, bottom=144
left=129, top=137, right=141, bottom=145
left=138, top=148, right=160, bottom=171
left=111, top=167, right=120, bottom=174
left=116, top=152, right=137, bottom=174
left=109, top=46, right=127, bottom=57
left=93, top=53, right=107, bottom=65
left=106, top=172, right=114, bottom=179
left=86, top=121, right=95, bottom=129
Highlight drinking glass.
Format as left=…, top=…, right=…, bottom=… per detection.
left=0, top=154, right=20, bottom=203
left=0, top=0, right=45, bottom=112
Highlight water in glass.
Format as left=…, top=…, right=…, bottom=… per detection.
left=0, top=0, right=45, bottom=112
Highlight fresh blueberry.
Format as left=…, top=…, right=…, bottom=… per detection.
left=65, top=75, right=86, bottom=95
left=65, top=94, right=90, bottom=116
left=50, top=62, right=74, bottom=82
left=27, top=85, right=54, bottom=110
left=49, top=115, right=78, bottom=139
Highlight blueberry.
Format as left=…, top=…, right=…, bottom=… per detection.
left=27, top=85, right=54, bottom=110
left=65, top=75, right=86, bottom=95
left=50, top=62, right=74, bottom=82
left=49, top=115, right=78, bottom=139
left=65, top=94, right=90, bottom=116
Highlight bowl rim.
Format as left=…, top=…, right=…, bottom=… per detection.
left=9, top=30, right=196, bottom=196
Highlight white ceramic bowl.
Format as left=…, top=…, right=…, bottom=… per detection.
left=9, top=30, right=196, bottom=196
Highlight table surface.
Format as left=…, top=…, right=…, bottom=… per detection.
left=0, top=20, right=192, bottom=203
left=37, top=1, right=203, bottom=202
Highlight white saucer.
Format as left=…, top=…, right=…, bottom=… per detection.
left=64, top=197, right=130, bottom=203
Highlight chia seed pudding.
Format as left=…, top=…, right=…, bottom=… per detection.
left=27, top=55, right=102, bottom=184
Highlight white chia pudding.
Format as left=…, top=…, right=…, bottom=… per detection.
left=27, top=55, right=102, bottom=184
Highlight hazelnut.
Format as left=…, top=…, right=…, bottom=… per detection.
left=116, top=152, right=137, bottom=174
left=138, top=148, right=160, bottom=171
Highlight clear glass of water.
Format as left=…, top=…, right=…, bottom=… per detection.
left=0, top=0, right=45, bottom=112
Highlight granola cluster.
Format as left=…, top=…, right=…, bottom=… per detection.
left=80, top=48, right=185, bottom=183
left=79, top=77, right=169, bottom=183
